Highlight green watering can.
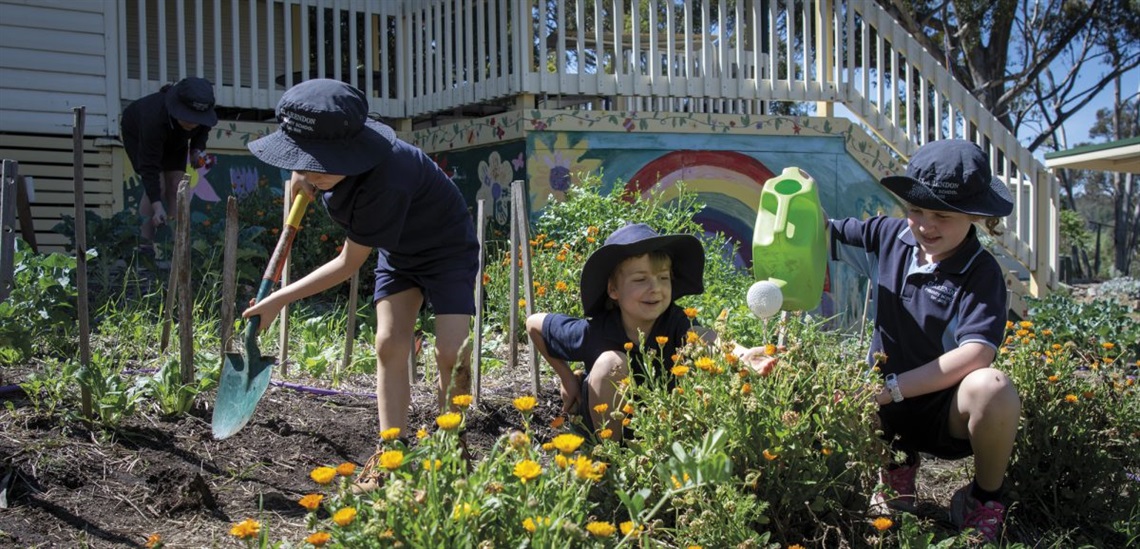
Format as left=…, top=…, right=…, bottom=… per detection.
left=748, top=167, right=827, bottom=318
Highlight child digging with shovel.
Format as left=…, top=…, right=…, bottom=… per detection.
left=243, top=80, right=479, bottom=487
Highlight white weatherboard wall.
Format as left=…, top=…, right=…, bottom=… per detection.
left=0, top=0, right=120, bottom=137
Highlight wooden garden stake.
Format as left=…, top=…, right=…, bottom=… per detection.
left=0, top=160, right=16, bottom=304
left=508, top=192, right=520, bottom=383
left=278, top=188, right=292, bottom=376
left=472, top=199, right=485, bottom=406
left=221, top=196, right=238, bottom=353
left=71, top=106, right=91, bottom=419
left=510, top=181, right=538, bottom=396
left=340, top=272, right=359, bottom=376
left=160, top=176, right=187, bottom=354
left=175, top=177, right=194, bottom=384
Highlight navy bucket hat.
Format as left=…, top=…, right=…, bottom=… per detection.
left=880, top=139, right=1014, bottom=217
left=579, top=223, right=705, bottom=317
left=165, top=77, right=218, bottom=127
left=248, top=79, right=396, bottom=175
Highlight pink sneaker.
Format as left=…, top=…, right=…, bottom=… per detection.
left=950, top=484, right=1006, bottom=543
left=869, top=457, right=919, bottom=514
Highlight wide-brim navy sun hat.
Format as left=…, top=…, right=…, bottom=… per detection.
left=880, top=139, right=1014, bottom=217
left=165, top=77, right=218, bottom=127
left=580, top=223, right=705, bottom=317
left=248, top=79, right=396, bottom=175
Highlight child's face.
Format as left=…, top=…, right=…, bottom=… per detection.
left=295, top=170, right=346, bottom=191
left=607, top=254, right=672, bottom=325
left=905, top=205, right=978, bottom=262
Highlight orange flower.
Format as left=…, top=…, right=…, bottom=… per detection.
left=229, top=519, right=261, bottom=539
left=550, top=416, right=565, bottom=429
left=683, top=307, right=699, bottom=319
left=144, top=534, right=162, bottom=548
left=655, top=336, right=669, bottom=346
left=482, top=273, right=491, bottom=285
left=763, top=449, right=778, bottom=461
left=333, top=507, right=357, bottom=526
left=598, top=428, right=613, bottom=439
left=741, top=383, right=752, bottom=395
left=298, top=493, right=324, bottom=511
left=336, top=462, right=356, bottom=476
left=1064, top=394, right=1078, bottom=403
left=305, top=532, right=332, bottom=546
left=623, top=342, right=634, bottom=352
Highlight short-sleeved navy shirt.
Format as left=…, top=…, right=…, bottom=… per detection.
left=541, top=304, right=698, bottom=382
left=829, top=216, right=1007, bottom=375
left=318, top=137, right=478, bottom=275
left=121, top=90, right=210, bottom=204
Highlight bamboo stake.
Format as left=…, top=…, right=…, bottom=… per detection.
left=71, top=106, right=91, bottom=419
left=221, top=196, right=238, bottom=353
left=472, top=199, right=485, bottom=406
left=175, top=177, right=194, bottom=384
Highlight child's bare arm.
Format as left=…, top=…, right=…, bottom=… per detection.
left=888, top=342, right=997, bottom=399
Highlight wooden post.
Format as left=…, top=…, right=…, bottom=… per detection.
left=508, top=191, right=520, bottom=381
left=511, top=181, right=538, bottom=396
left=279, top=188, right=291, bottom=376
left=472, top=199, right=485, bottom=406
left=175, top=176, right=194, bottom=384
left=72, top=107, right=92, bottom=419
left=160, top=248, right=179, bottom=352
left=341, top=273, right=359, bottom=377
left=16, top=175, right=37, bottom=252
left=220, top=196, right=239, bottom=353
left=0, top=161, right=16, bottom=304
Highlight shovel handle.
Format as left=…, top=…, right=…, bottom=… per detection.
left=243, top=193, right=311, bottom=341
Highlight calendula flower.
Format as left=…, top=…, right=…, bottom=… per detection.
left=764, top=344, right=777, bottom=355
left=514, top=459, right=543, bottom=483
left=452, top=394, right=473, bottom=408
left=422, top=459, right=442, bottom=471
left=821, top=447, right=833, bottom=456
left=741, top=383, right=752, bottom=395
left=620, top=521, right=643, bottom=536
left=522, top=517, right=538, bottom=533
left=229, top=519, right=261, bottom=539
left=482, top=272, right=491, bottom=285
left=694, top=357, right=715, bottom=371
left=416, top=427, right=429, bottom=439
left=1019, top=320, right=1033, bottom=328
left=518, top=298, right=527, bottom=308
left=872, top=516, right=893, bottom=531
left=298, top=493, right=324, bottom=511
left=555, top=280, right=568, bottom=291
left=683, top=307, right=699, bottom=319
left=593, top=403, right=609, bottom=414
left=674, top=387, right=685, bottom=395
left=333, top=507, right=357, bottom=526
left=310, top=467, right=337, bottom=485
left=624, top=341, right=635, bottom=352
left=655, top=335, right=669, bottom=346
left=1047, top=374, right=1059, bottom=383
left=336, top=462, right=356, bottom=476
left=573, top=455, right=607, bottom=482
left=513, top=395, right=537, bottom=412
left=380, top=450, right=404, bottom=470
left=144, top=533, right=161, bottom=548
left=1102, top=342, right=1116, bottom=350
left=598, top=428, right=613, bottom=439
left=1041, top=329, right=1053, bottom=336
left=550, top=416, right=565, bottom=429
left=686, top=331, right=700, bottom=344
left=380, top=427, right=401, bottom=441
left=1065, top=394, right=1078, bottom=403
left=437, top=412, right=462, bottom=430
left=554, top=453, right=569, bottom=468
left=763, top=449, right=779, bottom=461
left=725, top=353, right=739, bottom=365
left=305, top=532, right=331, bottom=546
left=586, top=521, right=617, bottom=537
left=552, top=433, right=584, bottom=454
left=452, top=502, right=480, bottom=519
left=622, top=403, right=634, bottom=415
left=788, top=546, right=806, bottom=549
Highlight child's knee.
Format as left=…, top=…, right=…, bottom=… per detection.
left=962, top=368, right=1020, bottom=410
left=592, top=351, right=629, bottom=379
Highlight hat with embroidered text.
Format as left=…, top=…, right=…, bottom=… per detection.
left=880, top=139, right=1013, bottom=217
left=164, top=77, right=217, bottom=127
left=248, top=79, right=396, bottom=175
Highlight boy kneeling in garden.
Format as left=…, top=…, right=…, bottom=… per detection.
left=526, top=223, right=777, bottom=442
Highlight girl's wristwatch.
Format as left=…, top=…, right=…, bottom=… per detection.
left=885, top=373, right=904, bottom=403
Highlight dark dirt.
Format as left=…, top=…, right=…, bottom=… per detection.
left=0, top=362, right=565, bottom=548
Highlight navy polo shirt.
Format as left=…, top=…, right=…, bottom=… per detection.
left=541, top=304, right=698, bottom=382
left=121, top=90, right=209, bottom=204
left=829, top=216, right=1007, bottom=375
left=319, top=137, right=478, bottom=274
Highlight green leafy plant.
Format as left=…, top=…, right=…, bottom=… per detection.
left=0, top=244, right=78, bottom=364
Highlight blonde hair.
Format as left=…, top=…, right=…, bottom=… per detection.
left=603, top=250, right=673, bottom=311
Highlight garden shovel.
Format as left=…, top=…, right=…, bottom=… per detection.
left=212, top=193, right=310, bottom=440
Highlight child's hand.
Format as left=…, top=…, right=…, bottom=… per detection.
left=242, top=296, right=283, bottom=332
left=739, top=346, right=778, bottom=376
left=557, top=370, right=582, bottom=415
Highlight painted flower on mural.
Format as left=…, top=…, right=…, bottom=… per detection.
left=543, top=151, right=571, bottom=193
left=185, top=151, right=221, bottom=202
left=477, top=151, right=515, bottom=225
left=230, top=166, right=260, bottom=199
left=529, top=133, right=602, bottom=211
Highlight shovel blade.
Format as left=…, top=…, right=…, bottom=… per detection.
left=212, top=352, right=276, bottom=440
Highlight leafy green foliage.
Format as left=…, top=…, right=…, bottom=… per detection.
left=0, top=244, right=77, bottom=364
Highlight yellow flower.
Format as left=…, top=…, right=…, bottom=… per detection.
left=552, top=433, right=584, bottom=454
left=522, top=517, right=538, bottom=533
left=452, top=502, right=480, bottom=519
left=380, top=450, right=404, bottom=470
left=550, top=416, right=565, bottom=429
left=871, top=516, right=893, bottom=531
left=622, top=403, right=634, bottom=415
left=1047, top=374, right=1059, bottom=383
left=144, top=533, right=161, bottom=548
left=620, top=521, right=643, bottom=536
left=686, top=331, right=700, bottom=344
left=554, top=453, right=569, bottom=468
left=586, top=521, right=617, bottom=537
left=694, top=357, right=715, bottom=371
left=821, top=447, right=833, bottom=456
left=655, top=335, right=669, bottom=346
left=298, top=493, right=323, bottom=511
left=1065, top=394, right=1078, bottom=403
left=437, top=412, right=463, bottom=430
left=725, top=352, right=739, bottom=365
left=674, top=387, right=685, bottom=395
left=305, top=532, right=331, bottom=546
left=672, top=365, right=690, bottom=377
left=229, top=518, right=261, bottom=539
left=763, top=449, right=779, bottom=461
left=624, top=341, right=635, bottom=352
left=764, top=344, right=777, bottom=356
left=380, top=427, right=401, bottom=441
left=593, top=403, right=609, bottom=414
left=1019, top=320, right=1033, bottom=328
left=514, top=459, right=543, bottom=483
left=683, top=307, right=699, bottom=319
left=416, top=427, right=429, bottom=439
left=422, top=459, right=442, bottom=471
left=587, top=225, right=599, bottom=236
left=1102, top=342, right=1116, bottom=350
left=518, top=298, right=527, bottom=308
left=513, top=395, right=537, bottom=412
left=336, top=462, right=356, bottom=476
left=310, top=466, right=337, bottom=485
left=573, top=455, right=607, bottom=482
left=333, top=507, right=357, bottom=527
left=741, top=383, right=752, bottom=395
left=555, top=280, right=569, bottom=292
left=687, top=546, right=703, bottom=549
left=788, top=546, right=806, bottom=549
left=452, top=394, right=473, bottom=408
left=1041, top=329, right=1053, bottom=336
left=598, top=428, right=613, bottom=439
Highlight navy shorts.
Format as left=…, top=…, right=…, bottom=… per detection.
left=877, top=384, right=973, bottom=460
left=372, top=250, right=478, bottom=315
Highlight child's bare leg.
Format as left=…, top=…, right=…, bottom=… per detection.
left=433, top=314, right=472, bottom=410
left=374, top=289, right=423, bottom=432
left=587, top=351, right=628, bottom=441
left=950, top=367, right=1021, bottom=491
